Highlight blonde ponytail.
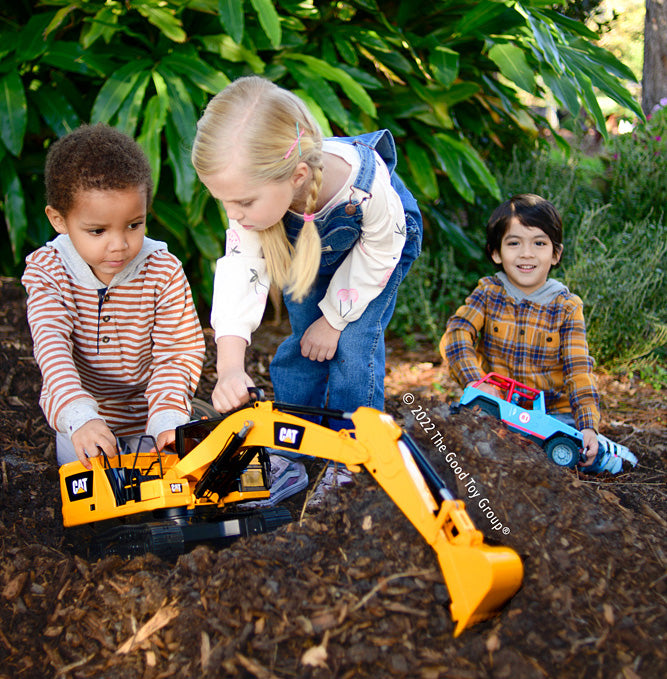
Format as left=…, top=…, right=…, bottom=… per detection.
left=286, top=166, right=323, bottom=301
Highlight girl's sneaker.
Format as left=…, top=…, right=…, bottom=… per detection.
left=309, top=463, right=353, bottom=506
left=245, top=454, right=308, bottom=507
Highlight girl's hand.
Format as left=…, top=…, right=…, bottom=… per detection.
left=155, top=429, right=176, bottom=453
left=212, top=369, right=255, bottom=413
left=579, top=428, right=599, bottom=466
left=70, top=419, right=117, bottom=470
left=301, top=317, right=341, bottom=362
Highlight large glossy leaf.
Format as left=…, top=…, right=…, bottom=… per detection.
left=285, top=64, right=351, bottom=130
left=218, top=0, right=245, bottom=44
left=540, top=66, right=580, bottom=116
left=165, top=116, right=197, bottom=205
left=249, top=0, right=282, bottom=48
left=404, top=140, right=438, bottom=201
left=135, top=2, right=187, bottom=43
left=200, top=34, right=266, bottom=72
left=137, top=94, right=169, bottom=193
left=430, top=46, right=459, bottom=89
left=0, top=71, right=27, bottom=156
left=29, top=85, right=80, bottom=137
left=488, top=43, right=535, bottom=94
left=161, top=52, right=230, bottom=94
left=0, top=156, right=27, bottom=262
left=40, top=41, right=113, bottom=76
left=285, top=55, right=375, bottom=117
left=425, top=206, right=482, bottom=260
left=82, top=5, right=120, bottom=49
left=91, top=61, right=152, bottom=124
left=16, top=14, right=53, bottom=61
left=158, top=68, right=198, bottom=143
left=114, top=71, right=151, bottom=137
left=431, top=133, right=474, bottom=203
left=571, top=70, right=607, bottom=140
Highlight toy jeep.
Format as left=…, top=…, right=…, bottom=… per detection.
left=451, top=373, right=637, bottom=474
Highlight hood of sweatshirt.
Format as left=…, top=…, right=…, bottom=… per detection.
left=496, top=271, right=569, bottom=305
left=49, top=234, right=167, bottom=289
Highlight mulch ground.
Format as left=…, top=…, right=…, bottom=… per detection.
left=1, top=275, right=666, bottom=679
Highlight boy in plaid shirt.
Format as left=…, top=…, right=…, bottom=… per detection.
left=441, top=194, right=599, bottom=464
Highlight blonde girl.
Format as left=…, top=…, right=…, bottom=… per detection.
left=192, top=76, right=422, bottom=426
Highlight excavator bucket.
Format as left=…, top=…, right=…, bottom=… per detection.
left=431, top=504, right=524, bottom=636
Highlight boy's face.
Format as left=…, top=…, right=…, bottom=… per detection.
left=491, top=217, right=561, bottom=295
left=45, top=187, right=147, bottom=285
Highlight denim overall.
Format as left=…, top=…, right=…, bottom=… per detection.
left=270, top=130, right=423, bottom=425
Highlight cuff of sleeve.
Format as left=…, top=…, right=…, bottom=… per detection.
left=147, top=409, right=191, bottom=440
left=574, top=407, right=600, bottom=433
left=212, top=324, right=252, bottom=345
left=318, top=298, right=349, bottom=332
left=56, top=399, right=102, bottom=437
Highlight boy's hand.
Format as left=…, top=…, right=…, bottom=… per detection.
left=579, top=428, right=599, bottom=466
left=212, top=369, right=255, bottom=413
left=301, top=317, right=341, bottom=362
left=467, top=380, right=502, bottom=399
left=70, top=419, right=117, bottom=470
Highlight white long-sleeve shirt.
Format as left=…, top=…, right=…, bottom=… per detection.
left=22, top=235, right=205, bottom=440
left=210, top=139, right=407, bottom=343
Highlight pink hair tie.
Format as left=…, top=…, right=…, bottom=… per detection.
left=303, top=213, right=316, bottom=222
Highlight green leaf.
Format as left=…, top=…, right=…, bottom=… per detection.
left=285, top=55, right=375, bottom=117
left=249, top=0, right=282, bottom=48
left=285, top=63, right=351, bottom=130
left=91, top=61, right=152, bottom=124
left=0, top=156, right=27, bottom=263
left=426, top=207, right=482, bottom=260
left=40, top=42, right=113, bottom=76
left=114, top=71, right=151, bottom=137
left=0, top=71, right=27, bottom=156
left=292, top=89, right=333, bottom=137
left=161, top=53, right=230, bottom=94
left=29, top=85, right=80, bottom=137
left=488, top=43, right=535, bottom=94
left=200, top=34, right=266, bottom=72
left=151, top=198, right=190, bottom=248
left=430, top=46, right=459, bottom=89
left=16, top=13, right=53, bottom=61
left=137, top=94, right=169, bottom=194
left=135, top=2, right=186, bottom=43
left=572, top=70, right=607, bottom=141
left=165, top=116, right=197, bottom=205
left=81, top=5, right=120, bottom=49
left=218, top=0, right=244, bottom=44
left=404, top=140, right=438, bottom=201
left=159, top=68, right=198, bottom=143
left=431, top=133, right=474, bottom=203
left=540, top=66, right=580, bottom=116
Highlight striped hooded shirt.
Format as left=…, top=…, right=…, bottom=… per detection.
left=22, top=235, right=205, bottom=441
left=440, top=274, right=600, bottom=431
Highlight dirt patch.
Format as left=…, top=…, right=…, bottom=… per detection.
left=1, top=276, right=666, bottom=678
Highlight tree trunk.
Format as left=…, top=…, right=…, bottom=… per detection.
left=642, top=0, right=667, bottom=114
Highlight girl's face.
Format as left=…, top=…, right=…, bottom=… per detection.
left=200, top=162, right=309, bottom=231
left=491, top=217, right=561, bottom=295
left=45, top=187, right=147, bottom=284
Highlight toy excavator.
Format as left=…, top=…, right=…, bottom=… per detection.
left=59, top=397, right=524, bottom=636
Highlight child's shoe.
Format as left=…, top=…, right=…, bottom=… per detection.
left=244, top=454, right=308, bottom=507
left=308, top=463, right=353, bottom=506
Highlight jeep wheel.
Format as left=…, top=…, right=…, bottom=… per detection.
left=464, top=397, right=500, bottom=419
left=544, top=436, right=580, bottom=468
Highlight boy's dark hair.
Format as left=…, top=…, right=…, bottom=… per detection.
left=485, top=193, right=563, bottom=269
left=45, top=123, right=154, bottom=216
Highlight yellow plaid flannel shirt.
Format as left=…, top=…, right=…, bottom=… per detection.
left=440, top=276, right=600, bottom=431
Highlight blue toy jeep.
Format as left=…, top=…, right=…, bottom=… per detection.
left=450, top=373, right=637, bottom=474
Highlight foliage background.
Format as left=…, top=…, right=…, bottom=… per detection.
left=1, top=0, right=661, bottom=375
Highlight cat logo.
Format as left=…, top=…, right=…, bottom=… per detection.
left=65, top=471, right=94, bottom=502
left=273, top=422, right=305, bottom=450
left=170, top=483, right=183, bottom=493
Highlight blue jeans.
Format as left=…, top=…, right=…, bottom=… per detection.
left=271, top=130, right=422, bottom=428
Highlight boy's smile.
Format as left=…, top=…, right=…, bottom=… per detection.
left=491, top=217, right=561, bottom=295
left=45, top=187, right=148, bottom=284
